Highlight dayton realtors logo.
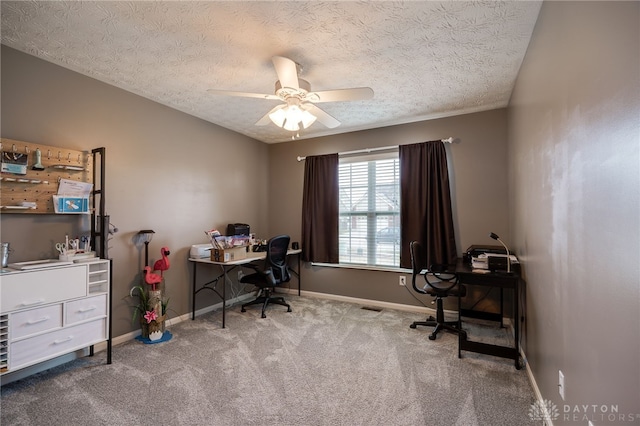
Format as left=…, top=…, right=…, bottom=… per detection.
left=528, top=400, right=640, bottom=423
left=528, top=399, right=560, bottom=421
left=562, top=404, right=639, bottom=423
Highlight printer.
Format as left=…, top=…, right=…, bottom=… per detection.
left=463, top=245, right=507, bottom=263
left=190, top=243, right=213, bottom=259
left=226, top=223, right=250, bottom=236
left=465, top=244, right=518, bottom=272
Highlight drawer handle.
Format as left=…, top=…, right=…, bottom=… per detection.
left=26, top=316, right=50, bottom=325
left=20, top=299, right=45, bottom=307
left=77, top=306, right=97, bottom=313
left=53, top=336, right=73, bottom=344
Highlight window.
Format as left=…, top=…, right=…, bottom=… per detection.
left=338, top=152, right=400, bottom=267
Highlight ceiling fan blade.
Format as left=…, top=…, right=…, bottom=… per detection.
left=272, top=56, right=299, bottom=90
left=256, top=104, right=285, bottom=126
left=208, top=89, right=280, bottom=100
left=305, top=104, right=341, bottom=129
left=307, top=87, right=374, bottom=103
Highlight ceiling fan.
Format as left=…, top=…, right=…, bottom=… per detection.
left=208, top=56, right=374, bottom=132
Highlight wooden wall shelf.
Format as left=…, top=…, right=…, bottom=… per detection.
left=0, top=138, right=93, bottom=214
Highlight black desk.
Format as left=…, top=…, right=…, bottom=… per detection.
left=189, top=249, right=302, bottom=328
left=455, top=258, right=523, bottom=369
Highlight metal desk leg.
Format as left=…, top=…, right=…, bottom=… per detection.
left=191, top=262, right=197, bottom=320
left=514, top=284, right=520, bottom=369
left=222, top=265, right=227, bottom=328
left=500, top=288, right=504, bottom=328
left=107, top=258, right=113, bottom=364
left=458, top=288, right=463, bottom=359
left=297, top=254, right=301, bottom=296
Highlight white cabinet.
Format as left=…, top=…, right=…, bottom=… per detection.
left=0, top=260, right=110, bottom=375
left=10, top=304, right=63, bottom=340
left=1, top=266, right=86, bottom=313
left=65, top=294, right=107, bottom=325
left=0, top=315, right=8, bottom=371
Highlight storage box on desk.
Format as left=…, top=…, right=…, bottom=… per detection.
left=211, top=246, right=247, bottom=262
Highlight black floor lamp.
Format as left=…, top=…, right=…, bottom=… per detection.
left=138, top=229, right=155, bottom=267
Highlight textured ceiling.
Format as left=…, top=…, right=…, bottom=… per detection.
left=1, top=1, right=542, bottom=144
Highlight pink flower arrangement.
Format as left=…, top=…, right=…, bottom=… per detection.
left=129, top=285, right=169, bottom=335
left=144, top=310, right=158, bottom=323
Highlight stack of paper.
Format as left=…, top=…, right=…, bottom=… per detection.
left=205, top=229, right=226, bottom=250
left=204, top=229, right=250, bottom=249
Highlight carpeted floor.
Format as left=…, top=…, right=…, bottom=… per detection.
left=1, top=295, right=539, bottom=425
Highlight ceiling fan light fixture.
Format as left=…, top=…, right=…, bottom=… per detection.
left=269, top=103, right=317, bottom=131
left=300, top=109, right=317, bottom=129
left=213, top=56, right=368, bottom=132
left=282, top=117, right=300, bottom=132
left=268, top=107, right=287, bottom=127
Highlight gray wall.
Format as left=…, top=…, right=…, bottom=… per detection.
left=269, top=109, right=511, bottom=310
left=2, top=1, right=639, bottom=414
left=1, top=44, right=512, bottom=335
left=508, top=1, right=639, bottom=421
left=1, top=45, right=270, bottom=337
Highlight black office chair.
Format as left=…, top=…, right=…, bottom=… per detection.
left=240, top=235, right=292, bottom=318
left=409, top=241, right=466, bottom=340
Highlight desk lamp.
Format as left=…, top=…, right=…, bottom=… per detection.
left=138, top=230, right=155, bottom=267
left=489, top=232, right=511, bottom=274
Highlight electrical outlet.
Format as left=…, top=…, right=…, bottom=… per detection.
left=399, top=276, right=406, bottom=286
left=558, top=370, right=565, bottom=400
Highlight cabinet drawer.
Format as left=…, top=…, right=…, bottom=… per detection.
left=65, top=295, right=107, bottom=325
left=10, top=304, right=63, bottom=340
left=10, top=318, right=106, bottom=371
left=1, top=265, right=87, bottom=313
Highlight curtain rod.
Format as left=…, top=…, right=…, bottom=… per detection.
left=296, top=137, right=455, bottom=161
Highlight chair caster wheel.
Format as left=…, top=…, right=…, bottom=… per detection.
left=287, top=308, right=292, bottom=312
left=409, top=324, right=417, bottom=329
left=241, top=308, right=246, bottom=312
left=261, top=313, right=266, bottom=318
left=428, top=334, right=436, bottom=340
left=427, top=316, right=435, bottom=321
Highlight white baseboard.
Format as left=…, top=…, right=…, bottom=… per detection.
left=282, top=288, right=520, bottom=328
left=524, top=353, right=554, bottom=426
left=105, top=291, right=256, bottom=348
left=98, top=290, right=440, bottom=351
left=281, top=287, right=442, bottom=316
left=4, top=289, right=538, bottom=412
left=1, top=352, right=82, bottom=385
left=0, top=292, right=256, bottom=385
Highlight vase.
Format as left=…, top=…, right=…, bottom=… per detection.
left=140, top=314, right=166, bottom=339
left=148, top=330, right=163, bottom=341
left=148, top=289, right=163, bottom=319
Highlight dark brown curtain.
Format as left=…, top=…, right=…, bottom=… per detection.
left=301, top=154, right=339, bottom=263
left=399, top=141, right=457, bottom=269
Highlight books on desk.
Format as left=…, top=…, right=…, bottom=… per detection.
left=471, top=253, right=519, bottom=270
left=205, top=229, right=249, bottom=250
